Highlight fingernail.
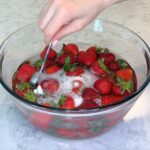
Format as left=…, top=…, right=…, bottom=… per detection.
left=52, top=40, right=59, bottom=46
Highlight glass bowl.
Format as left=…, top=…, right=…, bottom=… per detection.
left=0, top=19, right=150, bottom=139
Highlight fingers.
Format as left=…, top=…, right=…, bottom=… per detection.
left=39, top=0, right=53, bottom=20
left=52, top=19, right=88, bottom=41
left=39, top=1, right=57, bottom=30
left=42, top=10, right=72, bottom=44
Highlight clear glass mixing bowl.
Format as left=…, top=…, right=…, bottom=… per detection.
left=0, top=19, right=150, bottom=139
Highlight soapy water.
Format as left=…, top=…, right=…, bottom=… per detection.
left=33, top=68, right=99, bottom=107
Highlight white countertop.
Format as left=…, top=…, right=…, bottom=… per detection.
left=0, top=0, right=150, bottom=149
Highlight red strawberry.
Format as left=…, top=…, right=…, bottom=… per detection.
left=57, top=53, right=75, bottom=65
left=63, top=43, right=79, bottom=56
left=94, top=78, right=112, bottom=94
left=14, top=82, right=32, bottom=97
left=29, top=112, right=53, bottom=129
left=98, top=52, right=115, bottom=65
left=112, top=84, right=123, bottom=95
left=82, top=88, right=99, bottom=101
left=40, top=78, right=59, bottom=95
left=41, top=102, right=52, bottom=107
left=58, top=95, right=75, bottom=109
left=112, top=77, right=134, bottom=95
left=15, top=88, right=26, bottom=97
left=16, top=63, right=36, bottom=82
left=108, top=62, right=120, bottom=71
left=101, top=95, right=124, bottom=106
left=40, top=46, right=57, bottom=60
left=115, top=68, right=133, bottom=81
left=45, top=60, right=56, bottom=68
left=66, top=67, right=84, bottom=76
left=45, top=65, right=61, bottom=74
left=72, top=80, right=83, bottom=94
left=58, top=128, right=77, bottom=138
left=82, top=47, right=97, bottom=66
left=86, top=46, right=97, bottom=54
left=91, top=60, right=108, bottom=76
left=77, top=51, right=86, bottom=64
left=79, top=101, right=100, bottom=109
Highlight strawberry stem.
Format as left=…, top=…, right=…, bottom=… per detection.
left=98, top=59, right=109, bottom=73
left=116, top=77, right=134, bottom=93
left=34, top=59, right=43, bottom=69
left=58, top=95, right=67, bottom=105
left=117, top=59, right=128, bottom=69
left=16, top=82, right=31, bottom=91
left=24, top=90, right=37, bottom=102
left=63, top=57, right=78, bottom=72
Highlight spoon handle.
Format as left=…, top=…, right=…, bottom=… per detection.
left=39, top=42, right=52, bottom=74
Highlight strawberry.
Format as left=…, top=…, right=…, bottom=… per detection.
left=86, top=46, right=97, bottom=54
left=79, top=101, right=100, bottom=109
left=41, top=102, right=52, bottom=107
left=40, top=46, right=56, bottom=60
left=115, top=68, right=133, bottom=81
left=15, top=88, right=26, bottom=97
left=108, top=62, right=120, bottom=71
left=72, top=80, right=83, bottom=94
left=82, top=47, right=97, bottom=66
left=15, top=82, right=32, bottom=97
left=112, top=77, right=134, bottom=95
left=101, top=95, right=124, bottom=106
left=82, top=88, right=99, bottom=101
left=112, top=84, right=123, bottom=95
left=58, top=95, right=75, bottom=109
left=98, top=52, right=115, bottom=65
left=45, top=60, right=56, bottom=68
left=40, top=78, right=59, bottom=95
left=29, top=112, right=53, bottom=130
left=16, top=63, right=36, bottom=82
left=58, top=128, right=77, bottom=138
left=45, top=65, right=61, bottom=74
left=91, top=59, right=109, bottom=76
left=94, top=78, right=112, bottom=95
left=66, top=67, right=84, bottom=76
left=40, top=46, right=57, bottom=60
left=77, top=51, right=86, bottom=64
left=63, top=43, right=79, bottom=56
left=57, top=53, right=75, bottom=65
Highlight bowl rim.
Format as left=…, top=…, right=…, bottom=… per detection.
left=0, top=19, right=150, bottom=114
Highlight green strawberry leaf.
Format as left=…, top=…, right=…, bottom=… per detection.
left=96, top=47, right=104, bottom=53
left=117, top=59, right=128, bottom=69
left=34, top=59, right=43, bottom=69
left=58, top=95, right=67, bottom=106
left=16, top=82, right=31, bottom=91
left=98, top=59, right=109, bottom=73
left=70, top=66, right=76, bottom=72
left=24, top=90, right=37, bottom=102
left=63, top=57, right=78, bottom=72
left=116, top=77, right=134, bottom=93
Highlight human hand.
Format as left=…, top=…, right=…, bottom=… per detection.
left=39, top=0, right=118, bottom=44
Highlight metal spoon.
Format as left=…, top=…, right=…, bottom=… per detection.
left=30, top=42, right=52, bottom=86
